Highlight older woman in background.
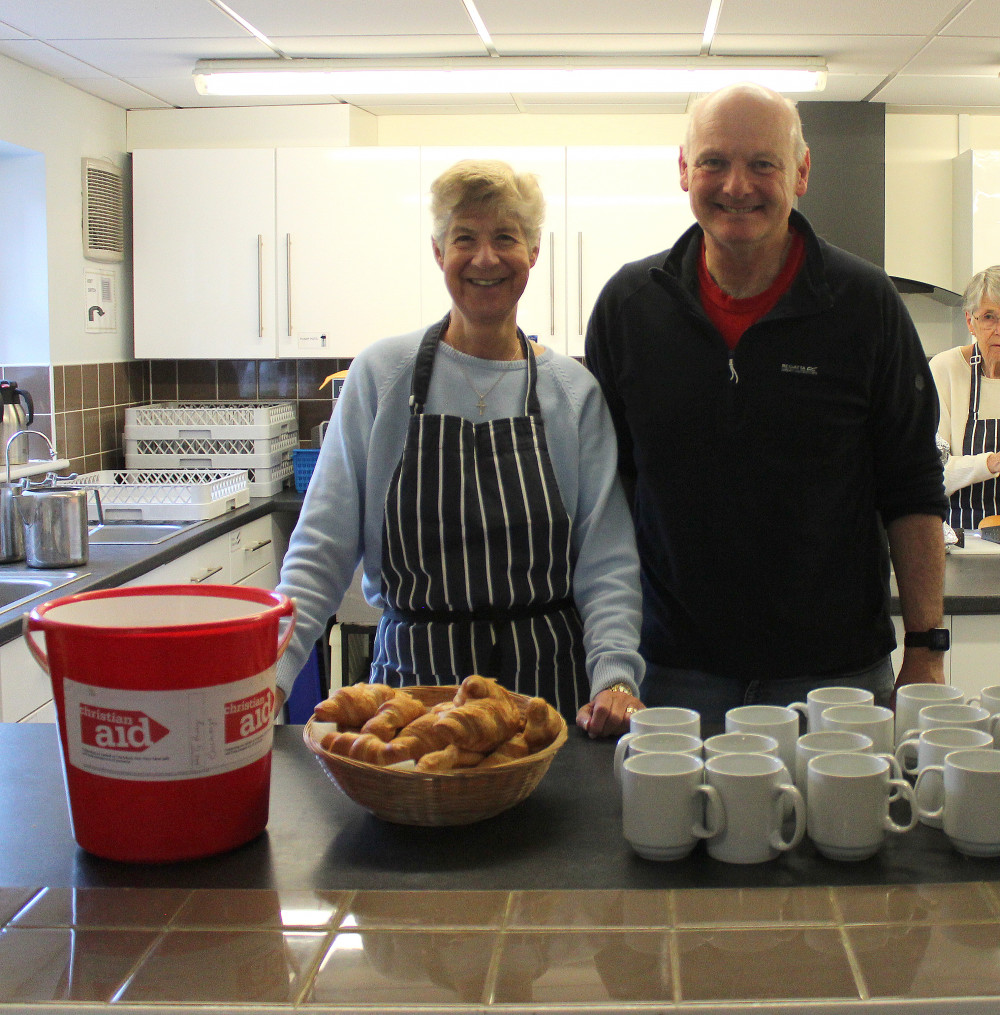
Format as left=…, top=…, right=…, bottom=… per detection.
left=275, top=159, right=644, bottom=735
left=930, top=265, right=1000, bottom=529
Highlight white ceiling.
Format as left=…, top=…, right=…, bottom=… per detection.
left=0, top=0, right=997, bottom=114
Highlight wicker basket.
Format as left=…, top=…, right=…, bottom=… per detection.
left=302, top=685, right=568, bottom=826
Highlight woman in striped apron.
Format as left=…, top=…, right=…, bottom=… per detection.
left=929, top=266, right=1000, bottom=529
left=275, top=160, right=644, bottom=735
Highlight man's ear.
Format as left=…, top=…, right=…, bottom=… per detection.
left=678, top=147, right=690, bottom=193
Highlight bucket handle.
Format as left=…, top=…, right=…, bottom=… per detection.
left=23, top=613, right=49, bottom=674
left=24, top=593, right=296, bottom=676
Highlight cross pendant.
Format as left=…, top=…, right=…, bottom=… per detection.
left=476, top=397, right=486, bottom=416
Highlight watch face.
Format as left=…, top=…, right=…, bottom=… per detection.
left=905, top=629, right=950, bottom=651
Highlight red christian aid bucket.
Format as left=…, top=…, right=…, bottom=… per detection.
left=24, top=584, right=295, bottom=863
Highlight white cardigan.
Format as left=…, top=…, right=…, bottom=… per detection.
left=929, top=344, right=1000, bottom=495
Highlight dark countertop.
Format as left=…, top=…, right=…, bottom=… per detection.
left=2, top=722, right=997, bottom=892
left=0, top=490, right=303, bottom=644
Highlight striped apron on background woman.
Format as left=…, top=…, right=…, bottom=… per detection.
left=371, top=317, right=589, bottom=721
left=949, top=350, right=1000, bottom=529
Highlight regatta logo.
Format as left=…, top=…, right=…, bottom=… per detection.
left=224, top=688, right=275, bottom=743
left=79, top=703, right=169, bottom=752
left=781, top=363, right=819, bottom=376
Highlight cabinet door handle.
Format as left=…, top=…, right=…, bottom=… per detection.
left=190, top=565, right=224, bottom=583
left=246, top=538, right=272, bottom=552
left=257, top=235, right=265, bottom=339
left=577, top=231, right=584, bottom=336
left=285, top=233, right=294, bottom=337
left=548, top=231, right=555, bottom=337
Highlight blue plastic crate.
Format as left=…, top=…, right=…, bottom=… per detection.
left=292, top=448, right=320, bottom=493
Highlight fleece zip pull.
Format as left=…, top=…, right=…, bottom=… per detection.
left=729, top=357, right=739, bottom=384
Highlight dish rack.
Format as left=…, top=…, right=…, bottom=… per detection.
left=69, top=470, right=250, bottom=522
left=123, top=402, right=298, bottom=497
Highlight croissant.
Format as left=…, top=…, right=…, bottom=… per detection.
left=521, top=697, right=563, bottom=751
left=432, top=695, right=523, bottom=753
left=320, top=729, right=366, bottom=756
left=314, top=683, right=397, bottom=727
left=453, top=674, right=512, bottom=706
left=477, top=732, right=532, bottom=768
left=348, top=732, right=394, bottom=765
left=361, top=692, right=427, bottom=740
left=415, top=743, right=485, bottom=772
left=380, top=711, right=453, bottom=764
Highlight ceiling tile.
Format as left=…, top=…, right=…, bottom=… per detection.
left=874, top=73, right=1000, bottom=106
left=902, top=35, right=1000, bottom=75
left=53, top=37, right=276, bottom=78
left=233, top=0, right=475, bottom=37
left=63, top=76, right=175, bottom=109
left=941, top=0, right=1000, bottom=36
left=475, top=0, right=710, bottom=35
left=718, top=0, right=965, bottom=37
left=0, top=0, right=239, bottom=39
left=490, top=33, right=704, bottom=56
left=269, top=35, right=486, bottom=57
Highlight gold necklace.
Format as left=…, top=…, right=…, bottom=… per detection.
left=453, top=342, right=521, bottom=417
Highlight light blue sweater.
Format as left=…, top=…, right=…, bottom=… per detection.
left=275, top=326, right=644, bottom=702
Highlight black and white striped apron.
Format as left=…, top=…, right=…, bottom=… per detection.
left=948, top=350, right=1000, bottom=529
left=371, top=316, right=589, bottom=720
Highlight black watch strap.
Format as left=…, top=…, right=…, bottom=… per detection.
left=903, top=628, right=950, bottom=651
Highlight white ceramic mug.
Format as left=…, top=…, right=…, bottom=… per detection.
left=703, top=732, right=779, bottom=762
left=787, top=686, right=874, bottom=733
left=613, top=708, right=701, bottom=784
left=622, top=752, right=718, bottom=861
left=894, top=683, right=964, bottom=747
left=819, top=703, right=895, bottom=755
left=968, top=685, right=1000, bottom=746
left=702, top=752, right=805, bottom=864
left=724, top=705, right=799, bottom=774
left=902, top=728, right=994, bottom=827
left=915, top=749, right=1000, bottom=856
left=614, top=730, right=703, bottom=786
left=902, top=702, right=993, bottom=742
left=806, top=752, right=916, bottom=861
left=794, top=729, right=873, bottom=804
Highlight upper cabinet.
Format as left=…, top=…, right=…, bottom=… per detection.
left=953, top=150, right=1000, bottom=294
left=275, top=148, right=422, bottom=358
left=133, top=148, right=277, bottom=360
left=133, top=145, right=694, bottom=360
left=133, top=147, right=422, bottom=359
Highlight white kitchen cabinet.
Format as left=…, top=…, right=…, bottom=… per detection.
left=133, top=148, right=278, bottom=359
left=953, top=150, right=1000, bottom=292
left=0, top=629, right=52, bottom=723
left=949, top=614, right=1000, bottom=700
left=565, top=146, right=693, bottom=356
left=230, top=514, right=286, bottom=588
left=276, top=148, right=422, bottom=358
left=124, top=532, right=232, bottom=586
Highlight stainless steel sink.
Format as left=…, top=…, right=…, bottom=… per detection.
left=87, top=522, right=196, bottom=545
left=0, top=569, right=85, bottom=612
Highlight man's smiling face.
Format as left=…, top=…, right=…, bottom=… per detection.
left=679, top=86, right=810, bottom=264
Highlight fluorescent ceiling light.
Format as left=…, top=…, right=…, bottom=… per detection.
left=193, top=56, right=828, bottom=98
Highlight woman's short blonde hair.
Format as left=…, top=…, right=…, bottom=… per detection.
left=430, top=159, right=545, bottom=250
left=963, top=266, right=1000, bottom=316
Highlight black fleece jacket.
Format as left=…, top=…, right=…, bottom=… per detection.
left=586, top=210, right=946, bottom=682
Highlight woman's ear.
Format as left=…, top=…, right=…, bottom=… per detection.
left=432, top=237, right=445, bottom=270
left=528, top=245, right=540, bottom=269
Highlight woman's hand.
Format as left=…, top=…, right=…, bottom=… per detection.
left=576, top=686, right=644, bottom=739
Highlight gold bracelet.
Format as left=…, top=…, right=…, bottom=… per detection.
left=603, top=682, right=636, bottom=697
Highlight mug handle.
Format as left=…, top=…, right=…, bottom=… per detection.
left=914, top=763, right=945, bottom=822
left=22, top=614, right=48, bottom=674
left=613, top=731, right=638, bottom=786
left=771, top=783, right=806, bottom=852
left=884, top=778, right=918, bottom=833
left=874, top=753, right=906, bottom=798
left=894, top=738, right=920, bottom=777
left=275, top=596, right=297, bottom=659
left=692, top=783, right=723, bottom=839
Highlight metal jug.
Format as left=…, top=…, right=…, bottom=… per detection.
left=17, top=482, right=102, bottom=568
left=0, top=381, right=35, bottom=466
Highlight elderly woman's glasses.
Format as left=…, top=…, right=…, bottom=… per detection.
left=973, top=311, right=1000, bottom=332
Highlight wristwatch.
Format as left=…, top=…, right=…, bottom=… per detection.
left=903, top=628, right=951, bottom=651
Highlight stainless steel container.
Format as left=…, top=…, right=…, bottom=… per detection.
left=0, top=431, right=27, bottom=563
left=18, top=485, right=94, bottom=568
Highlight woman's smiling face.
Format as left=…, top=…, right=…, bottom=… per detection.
left=433, top=208, right=537, bottom=333
left=970, top=299, right=1000, bottom=378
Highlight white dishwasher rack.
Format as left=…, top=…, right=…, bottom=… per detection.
left=125, top=401, right=297, bottom=436
left=70, top=469, right=250, bottom=522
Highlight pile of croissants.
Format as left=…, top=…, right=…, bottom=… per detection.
left=312, top=675, right=563, bottom=772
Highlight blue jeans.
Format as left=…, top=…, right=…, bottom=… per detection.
left=639, top=657, right=895, bottom=732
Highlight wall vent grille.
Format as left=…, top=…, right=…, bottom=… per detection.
left=82, top=158, right=124, bottom=263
